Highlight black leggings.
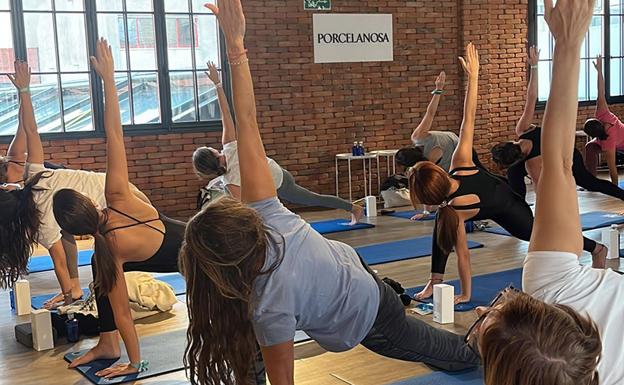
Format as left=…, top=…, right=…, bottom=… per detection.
left=507, top=149, right=624, bottom=201
left=430, top=189, right=598, bottom=274
left=92, top=255, right=179, bottom=333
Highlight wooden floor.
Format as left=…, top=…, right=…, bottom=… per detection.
left=2, top=177, right=624, bottom=385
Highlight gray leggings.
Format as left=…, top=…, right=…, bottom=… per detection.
left=277, top=169, right=353, bottom=212
left=60, top=230, right=79, bottom=279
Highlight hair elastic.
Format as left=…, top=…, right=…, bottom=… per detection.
left=439, top=200, right=449, bottom=208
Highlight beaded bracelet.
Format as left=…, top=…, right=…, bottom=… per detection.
left=130, top=360, right=149, bottom=373
left=530, top=65, right=538, bottom=70
left=19, top=87, right=30, bottom=94
left=229, top=58, right=249, bottom=66
left=215, top=82, right=223, bottom=89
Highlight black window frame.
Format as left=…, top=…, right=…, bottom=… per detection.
left=0, top=0, right=230, bottom=143
left=529, top=0, right=624, bottom=109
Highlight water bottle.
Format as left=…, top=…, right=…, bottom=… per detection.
left=352, top=141, right=359, bottom=156
left=9, top=288, right=15, bottom=310
left=358, top=141, right=366, bottom=156
left=66, top=312, right=79, bottom=343
left=464, top=220, right=475, bottom=233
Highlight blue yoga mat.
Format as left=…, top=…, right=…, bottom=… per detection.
left=28, top=250, right=93, bottom=274
left=484, top=211, right=624, bottom=237
left=388, top=210, right=436, bottom=221
left=389, top=369, right=483, bottom=385
left=31, top=273, right=187, bottom=310
left=406, top=268, right=523, bottom=312
left=356, top=237, right=484, bottom=266
left=65, top=329, right=186, bottom=384
left=309, top=219, right=375, bottom=234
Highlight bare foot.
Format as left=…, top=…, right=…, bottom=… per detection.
left=350, top=204, right=365, bottom=225
left=413, top=278, right=443, bottom=301
left=68, top=334, right=120, bottom=368
left=43, top=292, right=64, bottom=308
left=454, top=294, right=470, bottom=304
left=592, top=243, right=608, bottom=269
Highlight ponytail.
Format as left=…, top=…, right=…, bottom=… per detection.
left=93, top=228, right=119, bottom=295
left=436, top=204, right=460, bottom=254
left=193, top=147, right=227, bottom=179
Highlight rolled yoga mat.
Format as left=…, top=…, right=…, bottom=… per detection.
left=406, top=268, right=523, bottom=312
left=65, top=328, right=186, bottom=384
left=387, top=210, right=436, bottom=221
left=388, top=369, right=483, bottom=385
left=31, top=273, right=187, bottom=310
left=28, top=250, right=93, bottom=274
left=484, top=211, right=624, bottom=237
left=309, top=218, right=375, bottom=234
left=355, top=237, right=484, bottom=266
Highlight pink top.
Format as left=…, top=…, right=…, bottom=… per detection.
left=595, top=108, right=624, bottom=151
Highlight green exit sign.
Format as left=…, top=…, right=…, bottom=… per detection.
left=304, top=0, right=331, bottom=10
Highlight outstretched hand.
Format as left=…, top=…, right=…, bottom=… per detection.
left=528, top=45, right=540, bottom=66
left=206, top=61, right=221, bottom=85
left=435, top=71, right=446, bottom=90
left=90, top=38, right=115, bottom=82
left=459, top=42, right=479, bottom=79
left=205, top=1, right=246, bottom=49
left=593, top=54, right=603, bottom=72
left=7, top=60, right=31, bottom=91
left=544, top=0, right=595, bottom=46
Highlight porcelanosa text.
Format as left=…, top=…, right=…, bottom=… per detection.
left=317, top=32, right=391, bottom=44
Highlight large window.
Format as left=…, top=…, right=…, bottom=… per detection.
left=532, top=0, right=624, bottom=102
left=0, top=0, right=224, bottom=136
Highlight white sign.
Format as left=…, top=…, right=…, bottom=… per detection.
left=313, top=14, right=393, bottom=64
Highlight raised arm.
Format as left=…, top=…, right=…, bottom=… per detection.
left=8, top=61, right=44, bottom=165
left=529, top=0, right=595, bottom=256
left=207, top=1, right=275, bottom=203
left=451, top=43, right=480, bottom=168
left=515, top=46, right=540, bottom=136
left=6, top=102, right=26, bottom=162
left=206, top=61, right=236, bottom=145
left=411, top=72, right=446, bottom=142
left=594, top=55, right=608, bottom=112
left=90, top=39, right=132, bottom=201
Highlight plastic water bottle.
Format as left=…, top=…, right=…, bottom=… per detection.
left=464, top=220, right=475, bottom=233
left=9, top=288, right=15, bottom=310
left=66, top=312, right=79, bottom=343
left=358, top=141, right=366, bottom=156
left=352, top=142, right=359, bottom=156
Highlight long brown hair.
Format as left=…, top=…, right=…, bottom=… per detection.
left=0, top=157, right=8, bottom=184
left=0, top=171, right=49, bottom=288
left=480, top=292, right=601, bottom=385
left=52, top=189, right=117, bottom=294
left=180, top=197, right=283, bottom=385
left=408, top=161, right=458, bottom=253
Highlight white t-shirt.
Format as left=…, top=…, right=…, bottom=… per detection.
left=26, top=163, right=141, bottom=250
left=523, top=251, right=624, bottom=385
left=222, top=141, right=284, bottom=189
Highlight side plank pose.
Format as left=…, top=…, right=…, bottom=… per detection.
left=192, top=63, right=364, bottom=223
left=0, top=61, right=148, bottom=308
left=474, top=2, right=623, bottom=385
left=180, top=2, right=479, bottom=385
left=584, top=54, right=624, bottom=185
left=492, top=47, right=624, bottom=202
left=409, top=43, right=606, bottom=304
left=52, top=39, right=187, bottom=380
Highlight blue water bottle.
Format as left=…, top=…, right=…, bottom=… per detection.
left=66, top=312, right=79, bottom=343
left=358, top=141, right=365, bottom=156
left=9, top=288, right=15, bottom=310
left=352, top=141, right=359, bottom=156
left=464, top=220, right=475, bottom=233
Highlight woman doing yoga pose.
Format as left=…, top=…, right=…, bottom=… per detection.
left=180, top=2, right=479, bottom=385
left=473, top=2, right=621, bottom=384
left=410, top=43, right=606, bottom=304
left=192, top=62, right=364, bottom=223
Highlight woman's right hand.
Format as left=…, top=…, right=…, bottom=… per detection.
left=7, top=60, right=31, bottom=91
left=206, top=61, right=221, bottom=85
left=544, top=0, right=595, bottom=47
left=205, top=1, right=246, bottom=50
left=459, top=42, right=479, bottom=80
left=435, top=71, right=446, bottom=91
left=90, top=38, right=115, bottom=83
left=593, top=54, right=603, bottom=73
left=528, top=45, right=540, bottom=66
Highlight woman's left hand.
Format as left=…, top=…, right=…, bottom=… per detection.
left=459, top=42, right=479, bottom=79
left=95, top=363, right=139, bottom=379
left=205, top=0, right=246, bottom=48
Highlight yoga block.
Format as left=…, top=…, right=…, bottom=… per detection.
left=433, top=284, right=454, bottom=324
left=602, top=225, right=620, bottom=260
left=31, top=309, right=54, bottom=351
left=14, top=280, right=31, bottom=316
left=15, top=323, right=58, bottom=348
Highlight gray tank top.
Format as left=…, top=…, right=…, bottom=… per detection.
left=413, top=131, right=459, bottom=172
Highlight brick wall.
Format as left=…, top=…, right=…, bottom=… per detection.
left=2, top=0, right=623, bottom=218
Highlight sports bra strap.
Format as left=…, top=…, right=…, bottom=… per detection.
left=103, top=207, right=164, bottom=236
left=449, top=166, right=479, bottom=175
